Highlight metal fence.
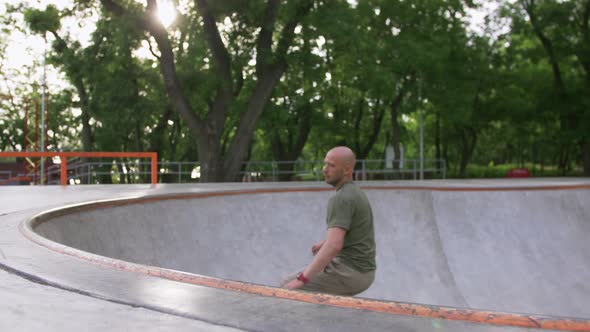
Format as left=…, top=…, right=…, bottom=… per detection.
left=2, top=158, right=446, bottom=185
left=0, top=170, right=14, bottom=179
left=240, top=159, right=446, bottom=182
left=38, top=158, right=445, bottom=184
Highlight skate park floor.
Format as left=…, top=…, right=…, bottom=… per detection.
left=1, top=179, right=590, bottom=332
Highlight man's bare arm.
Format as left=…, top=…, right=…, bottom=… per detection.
left=311, top=239, right=326, bottom=255
left=283, top=227, right=345, bottom=290
left=302, top=227, right=345, bottom=278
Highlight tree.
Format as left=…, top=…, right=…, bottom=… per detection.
left=256, top=22, right=324, bottom=180
left=513, top=0, right=590, bottom=175
left=307, top=0, right=395, bottom=163
left=24, top=5, right=94, bottom=153
left=21, top=3, right=175, bottom=182
left=99, top=0, right=314, bottom=182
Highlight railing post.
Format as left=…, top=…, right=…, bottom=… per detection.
left=60, top=154, right=68, bottom=186
left=315, top=161, right=319, bottom=182
left=151, top=153, right=157, bottom=185
left=272, top=162, right=277, bottom=182
left=362, top=160, right=366, bottom=181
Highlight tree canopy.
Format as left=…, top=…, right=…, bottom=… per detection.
left=1, top=0, right=588, bottom=181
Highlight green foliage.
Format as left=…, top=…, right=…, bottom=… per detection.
left=2, top=0, right=589, bottom=179
left=24, top=5, right=61, bottom=34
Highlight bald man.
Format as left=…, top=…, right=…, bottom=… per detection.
left=281, top=146, right=376, bottom=295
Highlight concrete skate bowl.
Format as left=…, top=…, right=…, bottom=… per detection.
left=21, top=185, right=590, bottom=331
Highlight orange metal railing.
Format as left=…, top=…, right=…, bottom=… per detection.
left=0, top=152, right=158, bottom=185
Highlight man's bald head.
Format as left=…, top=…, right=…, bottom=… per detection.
left=323, top=146, right=356, bottom=188
left=327, top=146, right=356, bottom=168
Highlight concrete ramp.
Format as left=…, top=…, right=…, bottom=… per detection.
left=32, top=185, right=590, bottom=320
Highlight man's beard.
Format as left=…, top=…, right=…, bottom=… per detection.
left=325, top=172, right=343, bottom=187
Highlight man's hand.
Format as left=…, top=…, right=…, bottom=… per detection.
left=311, top=240, right=325, bottom=256
left=283, top=278, right=305, bottom=290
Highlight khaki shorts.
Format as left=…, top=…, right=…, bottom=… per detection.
left=281, top=257, right=375, bottom=296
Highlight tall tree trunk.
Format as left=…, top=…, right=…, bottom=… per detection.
left=349, top=96, right=386, bottom=163
left=270, top=103, right=313, bottom=181
left=435, top=111, right=441, bottom=161
left=577, top=1, right=590, bottom=175
left=197, top=127, right=223, bottom=181
left=79, top=92, right=93, bottom=152
left=522, top=0, right=573, bottom=174
left=352, top=96, right=365, bottom=159
left=362, top=101, right=386, bottom=161
left=222, top=1, right=313, bottom=181
left=390, top=99, right=401, bottom=171
left=149, top=107, right=173, bottom=157
left=267, top=28, right=315, bottom=181
left=558, top=147, right=571, bottom=176
left=222, top=65, right=286, bottom=181
left=582, top=139, right=590, bottom=176
left=443, top=130, right=449, bottom=172
left=458, top=127, right=477, bottom=178
left=577, top=0, right=590, bottom=84
left=389, top=79, right=410, bottom=170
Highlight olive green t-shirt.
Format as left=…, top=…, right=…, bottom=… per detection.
left=326, top=181, right=376, bottom=272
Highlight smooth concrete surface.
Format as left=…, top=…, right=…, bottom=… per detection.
left=31, top=187, right=590, bottom=317
left=0, top=268, right=244, bottom=332
left=1, top=179, right=589, bottom=331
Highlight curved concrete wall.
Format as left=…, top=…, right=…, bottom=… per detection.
left=32, top=188, right=590, bottom=318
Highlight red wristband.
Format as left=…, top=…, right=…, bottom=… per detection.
left=296, top=272, right=310, bottom=284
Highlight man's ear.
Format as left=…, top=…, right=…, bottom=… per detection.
left=343, top=163, right=354, bottom=176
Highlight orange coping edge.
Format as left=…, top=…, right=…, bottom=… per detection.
left=19, top=186, right=590, bottom=332
left=0, top=151, right=158, bottom=185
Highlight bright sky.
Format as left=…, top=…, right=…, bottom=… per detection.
left=1, top=0, right=177, bottom=92
left=2, top=0, right=98, bottom=92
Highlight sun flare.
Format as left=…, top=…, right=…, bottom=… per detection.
left=156, top=0, right=177, bottom=28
